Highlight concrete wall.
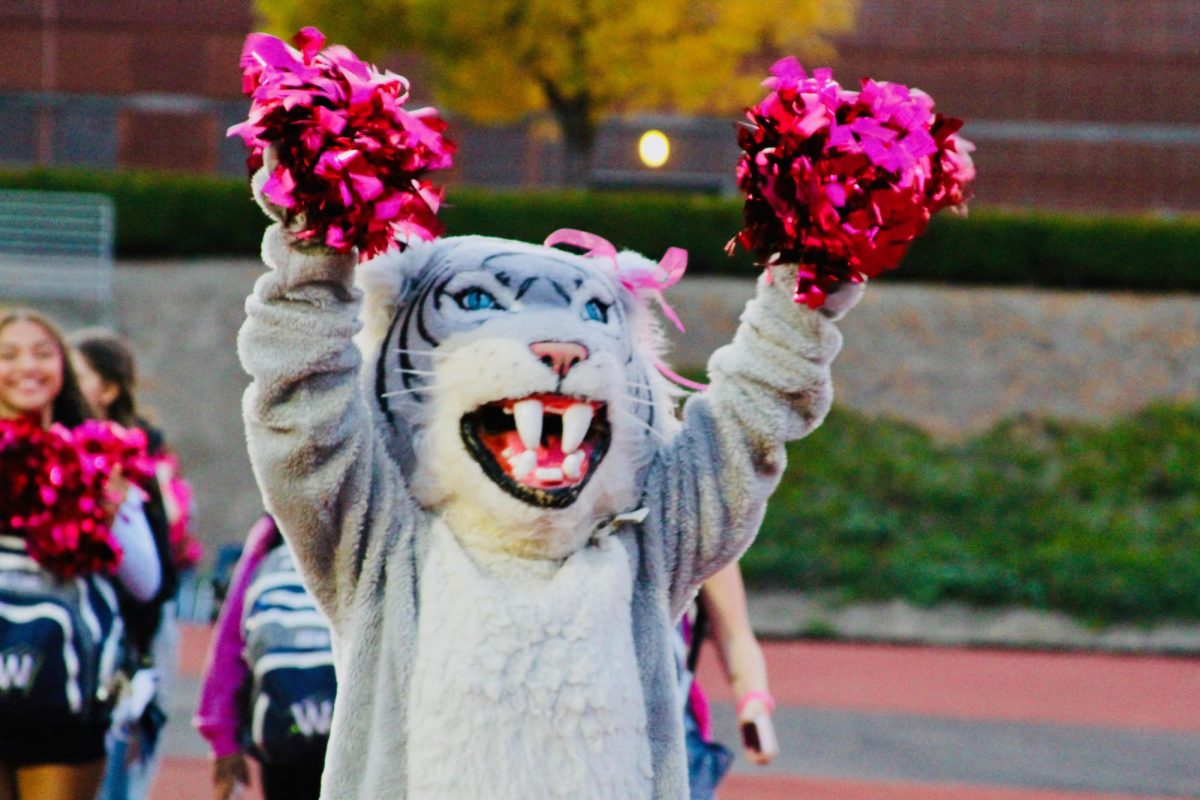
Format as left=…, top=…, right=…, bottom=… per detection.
left=11, top=260, right=1197, bottom=562
left=112, top=260, right=264, bottom=559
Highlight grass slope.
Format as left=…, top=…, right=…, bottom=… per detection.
left=748, top=402, right=1200, bottom=625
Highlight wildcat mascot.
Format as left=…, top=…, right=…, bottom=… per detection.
left=238, top=167, right=860, bottom=799
left=231, top=22, right=980, bottom=797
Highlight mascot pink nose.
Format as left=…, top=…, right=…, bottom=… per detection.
left=530, top=341, right=589, bottom=378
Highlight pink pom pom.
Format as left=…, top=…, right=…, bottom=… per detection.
left=0, top=415, right=58, bottom=535
left=229, top=28, right=456, bottom=261
left=72, top=419, right=156, bottom=489
left=1, top=417, right=135, bottom=578
left=728, top=58, right=975, bottom=308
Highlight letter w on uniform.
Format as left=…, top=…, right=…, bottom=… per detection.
left=0, top=652, right=35, bottom=691
left=290, top=698, right=333, bottom=737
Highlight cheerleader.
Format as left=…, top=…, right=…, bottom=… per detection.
left=0, top=308, right=161, bottom=800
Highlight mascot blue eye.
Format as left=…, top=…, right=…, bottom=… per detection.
left=456, top=288, right=499, bottom=311
left=583, top=299, right=609, bottom=323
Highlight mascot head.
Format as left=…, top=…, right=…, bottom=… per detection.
left=355, top=233, right=685, bottom=559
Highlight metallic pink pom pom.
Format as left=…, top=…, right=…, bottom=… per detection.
left=1, top=417, right=146, bottom=578
left=729, top=58, right=975, bottom=309
left=229, top=28, right=456, bottom=261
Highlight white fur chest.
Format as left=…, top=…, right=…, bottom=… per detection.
left=406, top=520, right=652, bottom=799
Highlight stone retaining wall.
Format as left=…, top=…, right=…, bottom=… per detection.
left=662, top=278, right=1200, bottom=436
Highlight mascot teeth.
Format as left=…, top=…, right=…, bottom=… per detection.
left=459, top=393, right=611, bottom=509
left=513, top=399, right=544, bottom=451
left=509, top=450, right=537, bottom=479
left=561, top=403, right=593, bottom=454
left=562, top=451, right=585, bottom=479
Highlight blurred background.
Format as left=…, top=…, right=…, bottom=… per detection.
left=3, top=0, right=1197, bottom=205
left=1, top=1, right=1198, bottom=797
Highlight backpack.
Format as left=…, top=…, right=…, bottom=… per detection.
left=0, top=534, right=124, bottom=726
left=241, top=544, right=336, bottom=766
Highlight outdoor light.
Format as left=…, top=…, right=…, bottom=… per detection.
left=638, top=129, right=670, bottom=168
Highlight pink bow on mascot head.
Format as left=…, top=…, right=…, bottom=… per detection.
left=544, top=229, right=706, bottom=391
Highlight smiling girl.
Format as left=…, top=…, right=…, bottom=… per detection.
left=0, top=309, right=90, bottom=428
left=0, top=308, right=162, bottom=800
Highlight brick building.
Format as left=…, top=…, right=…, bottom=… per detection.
left=0, top=0, right=251, bottom=173
left=828, top=0, right=1200, bottom=210
left=587, top=0, right=1200, bottom=211
left=1, top=0, right=1197, bottom=211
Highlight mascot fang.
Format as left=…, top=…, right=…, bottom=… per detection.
left=239, top=173, right=862, bottom=799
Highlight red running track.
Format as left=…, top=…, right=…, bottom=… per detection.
left=161, top=625, right=1199, bottom=800
left=157, top=760, right=1184, bottom=800
left=720, top=774, right=1184, bottom=800
left=157, top=760, right=1183, bottom=800
left=696, top=639, right=1200, bottom=732
left=183, top=627, right=1200, bottom=733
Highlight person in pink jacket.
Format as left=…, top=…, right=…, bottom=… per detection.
left=193, top=515, right=315, bottom=800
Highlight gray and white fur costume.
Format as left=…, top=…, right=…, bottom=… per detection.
left=238, top=186, right=862, bottom=798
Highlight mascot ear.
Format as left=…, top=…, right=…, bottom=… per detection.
left=613, top=248, right=683, bottom=349
left=612, top=247, right=701, bottom=404
left=353, top=238, right=438, bottom=361
left=612, top=251, right=656, bottom=294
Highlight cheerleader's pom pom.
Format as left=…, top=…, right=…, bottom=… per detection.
left=1, top=417, right=134, bottom=578
left=228, top=27, right=456, bottom=261
left=73, top=420, right=156, bottom=489
left=0, top=415, right=59, bottom=535
left=728, top=57, right=975, bottom=309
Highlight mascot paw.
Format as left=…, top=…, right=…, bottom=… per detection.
left=766, top=264, right=865, bottom=321
left=250, top=146, right=334, bottom=254
left=819, top=279, right=865, bottom=321
left=250, top=145, right=290, bottom=224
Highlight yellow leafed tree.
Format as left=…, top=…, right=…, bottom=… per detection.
left=255, top=0, right=856, bottom=185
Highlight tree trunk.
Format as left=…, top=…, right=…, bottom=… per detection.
left=553, top=104, right=596, bottom=188
left=562, top=138, right=593, bottom=188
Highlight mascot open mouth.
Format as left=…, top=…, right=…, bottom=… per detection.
left=460, top=393, right=611, bottom=508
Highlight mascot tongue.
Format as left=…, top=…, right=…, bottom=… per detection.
left=474, top=394, right=602, bottom=490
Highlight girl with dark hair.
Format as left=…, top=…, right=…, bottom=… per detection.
left=69, top=328, right=198, bottom=800
left=0, top=308, right=163, bottom=800
left=71, top=329, right=138, bottom=429
left=70, top=329, right=201, bottom=569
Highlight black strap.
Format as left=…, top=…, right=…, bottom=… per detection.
left=687, top=591, right=708, bottom=673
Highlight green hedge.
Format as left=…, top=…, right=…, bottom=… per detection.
left=1, top=167, right=1198, bottom=291
left=0, top=168, right=263, bottom=257
left=747, top=402, right=1200, bottom=625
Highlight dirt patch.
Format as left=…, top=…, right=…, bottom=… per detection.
left=664, top=279, right=1200, bottom=438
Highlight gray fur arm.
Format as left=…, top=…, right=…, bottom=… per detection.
left=238, top=223, right=414, bottom=625
left=645, top=266, right=859, bottom=617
